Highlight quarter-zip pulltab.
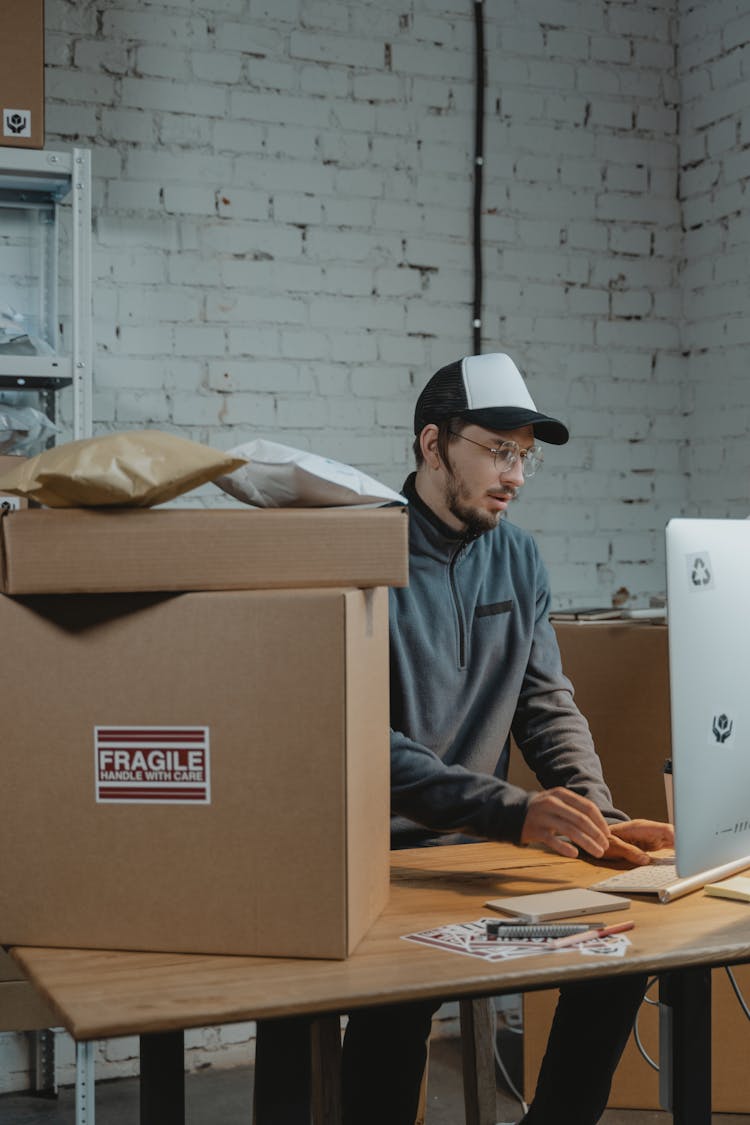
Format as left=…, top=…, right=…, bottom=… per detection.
left=448, top=542, right=468, bottom=669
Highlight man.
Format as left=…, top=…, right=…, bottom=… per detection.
left=339, top=352, right=673, bottom=1125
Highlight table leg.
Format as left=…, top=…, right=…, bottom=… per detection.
left=659, top=968, right=711, bottom=1124
left=459, top=997, right=497, bottom=1125
left=140, top=1030, right=185, bottom=1125
left=311, top=1015, right=343, bottom=1125
left=75, top=1040, right=95, bottom=1125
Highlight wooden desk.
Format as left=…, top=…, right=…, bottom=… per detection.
left=12, top=842, right=750, bottom=1124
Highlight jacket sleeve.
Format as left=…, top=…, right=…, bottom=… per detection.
left=390, top=727, right=533, bottom=842
left=510, top=549, right=628, bottom=823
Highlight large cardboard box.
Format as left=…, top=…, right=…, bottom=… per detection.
left=0, top=0, right=44, bottom=149
left=0, top=585, right=390, bottom=959
left=508, top=620, right=670, bottom=821
left=0, top=506, right=409, bottom=594
left=513, top=620, right=750, bottom=1111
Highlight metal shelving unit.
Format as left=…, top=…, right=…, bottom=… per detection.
left=0, top=149, right=93, bottom=1093
left=0, top=146, right=92, bottom=439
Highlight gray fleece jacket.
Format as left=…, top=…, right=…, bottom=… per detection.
left=389, top=474, right=626, bottom=849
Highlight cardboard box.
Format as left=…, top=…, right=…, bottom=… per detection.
left=0, top=585, right=390, bottom=958
left=0, top=981, right=57, bottom=1032
left=0, top=950, right=56, bottom=1031
left=508, top=620, right=671, bottom=822
left=0, top=0, right=44, bottom=149
left=513, top=620, right=750, bottom=1111
left=0, top=455, right=28, bottom=510
left=0, top=948, right=25, bottom=983
left=0, top=506, right=409, bottom=594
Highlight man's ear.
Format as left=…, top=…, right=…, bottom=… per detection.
left=418, top=424, right=442, bottom=470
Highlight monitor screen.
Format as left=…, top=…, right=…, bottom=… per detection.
left=666, top=518, right=750, bottom=877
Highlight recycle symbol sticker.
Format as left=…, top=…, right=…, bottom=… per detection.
left=687, top=551, right=714, bottom=591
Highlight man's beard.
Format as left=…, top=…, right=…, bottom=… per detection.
left=445, top=475, right=518, bottom=537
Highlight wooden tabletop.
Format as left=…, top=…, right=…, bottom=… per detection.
left=11, top=842, right=750, bottom=1042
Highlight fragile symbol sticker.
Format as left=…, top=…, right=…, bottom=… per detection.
left=95, top=727, right=210, bottom=804
left=3, top=109, right=32, bottom=138
left=709, top=710, right=736, bottom=748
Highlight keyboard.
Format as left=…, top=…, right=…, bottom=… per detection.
left=590, top=864, right=679, bottom=895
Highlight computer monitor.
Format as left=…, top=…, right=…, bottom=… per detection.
left=666, top=518, right=750, bottom=878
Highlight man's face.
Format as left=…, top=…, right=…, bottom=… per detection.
left=436, top=423, right=536, bottom=536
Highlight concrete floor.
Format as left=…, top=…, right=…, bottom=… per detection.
left=1, top=1034, right=749, bottom=1124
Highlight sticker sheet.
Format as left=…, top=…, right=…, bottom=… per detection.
left=401, top=919, right=631, bottom=962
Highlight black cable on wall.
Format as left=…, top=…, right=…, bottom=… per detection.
left=472, top=0, right=486, bottom=354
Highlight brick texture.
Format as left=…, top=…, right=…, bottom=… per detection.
left=37, top=0, right=749, bottom=599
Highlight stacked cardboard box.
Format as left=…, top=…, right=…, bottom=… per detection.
left=0, top=455, right=27, bottom=511
left=0, top=506, right=408, bottom=961
left=511, top=620, right=750, bottom=1112
left=0, top=0, right=44, bottom=149
left=0, top=949, right=55, bottom=1032
left=0, top=506, right=405, bottom=593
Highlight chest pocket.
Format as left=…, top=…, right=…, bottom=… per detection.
left=475, top=599, right=513, bottom=618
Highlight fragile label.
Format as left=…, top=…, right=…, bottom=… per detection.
left=95, top=726, right=210, bottom=804
left=708, top=709, right=736, bottom=748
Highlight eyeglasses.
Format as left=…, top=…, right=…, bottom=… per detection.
left=447, top=430, right=544, bottom=478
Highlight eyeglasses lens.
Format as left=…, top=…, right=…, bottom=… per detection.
left=493, top=445, right=543, bottom=478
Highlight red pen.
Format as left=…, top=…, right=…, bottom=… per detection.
left=551, top=920, right=635, bottom=948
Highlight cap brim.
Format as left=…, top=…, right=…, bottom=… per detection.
left=463, top=407, right=569, bottom=445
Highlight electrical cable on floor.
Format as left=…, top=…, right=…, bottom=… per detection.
left=642, top=976, right=660, bottom=1005
left=633, top=977, right=659, bottom=1071
left=633, top=1016, right=659, bottom=1072
left=472, top=0, right=485, bottom=353
left=726, top=965, right=750, bottom=1020
left=632, top=968, right=750, bottom=1077
left=494, top=1037, right=529, bottom=1118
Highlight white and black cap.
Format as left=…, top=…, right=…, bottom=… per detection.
left=413, top=353, right=569, bottom=445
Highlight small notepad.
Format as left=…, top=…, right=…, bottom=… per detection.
left=705, top=875, right=750, bottom=903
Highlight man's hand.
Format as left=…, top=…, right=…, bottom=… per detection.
left=603, top=819, right=675, bottom=865
left=520, top=788, right=611, bottom=859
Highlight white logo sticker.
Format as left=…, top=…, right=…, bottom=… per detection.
left=686, top=551, right=713, bottom=591
left=95, top=726, right=211, bottom=804
left=3, top=109, right=32, bottom=138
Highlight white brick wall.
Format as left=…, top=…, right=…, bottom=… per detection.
left=679, top=0, right=750, bottom=518
left=42, top=0, right=687, bottom=599
left=5, top=0, right=750, bottom=1091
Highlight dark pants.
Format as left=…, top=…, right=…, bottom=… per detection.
left=254, top=1016, right=312, bottom=1123
left=256, top=973, right=647, bottom=1125
left=517, top=975, right=648, bottom=1125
